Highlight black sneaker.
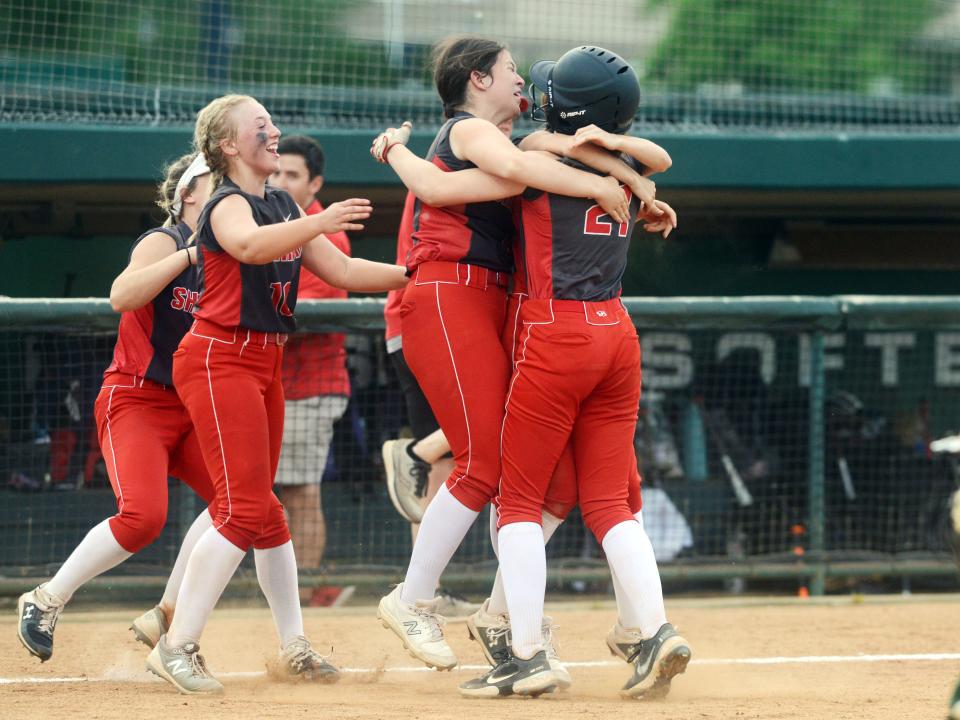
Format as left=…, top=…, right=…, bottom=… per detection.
left=621, top=622, right=691, bottom=699
left=17, top=586, right=63, bottom=662
left=459, top=649, right=557, bottom=698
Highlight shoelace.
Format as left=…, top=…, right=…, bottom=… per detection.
left=626, top=638, right=647, bottom=664
left=36, top=603, right=61, bottom=636
left=485, top=624, right=511, bottom=644
left=413, top=606, right=446, bottom=643
left=541, top=621, right=561, bottom=659
left=285, top=638, right=331, bottom=671
left=411, top=461, right=429, bottom=498
left=180, top=647, right=213, bottom=678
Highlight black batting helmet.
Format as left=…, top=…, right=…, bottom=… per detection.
left=528, top=45, right=640, bottom=135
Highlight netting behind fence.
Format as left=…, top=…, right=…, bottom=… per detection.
left=2, top=0, right=960, bottom=131
left=1, top=312, right=957, bottom=587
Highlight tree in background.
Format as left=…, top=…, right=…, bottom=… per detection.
left=646, top=0, right=943, bottom=94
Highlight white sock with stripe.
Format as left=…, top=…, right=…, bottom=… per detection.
left=160, top=508, right=214, bottom=614
left=45, top=519, right=132, bottom=604
left=255, top=541, right=305, bottom=648
left=603, top=515, right=668, bottom=638
left=400, top=484, right=478, bottom=605
left=165, top=527, right=245, bottom=647
left=498, top=521, right=546, bottom=660
left=488, top=510, right=563, bottom=616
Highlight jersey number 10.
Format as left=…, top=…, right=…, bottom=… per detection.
left=269, top=281, right=294, bottom=317
left=583, top=186, right=634, bottom=238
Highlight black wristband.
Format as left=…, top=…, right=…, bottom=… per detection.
left=183, top=247, right=193, bottom=268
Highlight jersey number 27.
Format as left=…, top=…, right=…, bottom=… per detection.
left=583, top=186, right=634, bottom=238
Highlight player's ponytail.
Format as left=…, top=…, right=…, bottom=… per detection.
left=432, top=36, right=505, bottom=119
left=193, top=94, right=254, bottom=188
left=156, top=152, right=197, bottom=228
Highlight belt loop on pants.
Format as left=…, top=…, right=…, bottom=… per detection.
left=414, top=261, right=508, bottom=290
left=192, top=319, right=288, bottom=346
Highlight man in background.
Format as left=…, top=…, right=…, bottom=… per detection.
left=270, top=136, right=352, bottom=607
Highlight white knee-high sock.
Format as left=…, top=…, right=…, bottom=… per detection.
left=488, top=511, right=562, bottom=616
left=165, top=528, right=244, bottom=647
left=255, top=541, right=305, bottom=648
left=401, top=484, right=479, bottom=605
left=160, top=509, right=214, bottom=612
left=602, top=516, right=667, bottom=638
left=610, top=510, right=641, bottom=626
left=498, top=522, right=546, bottom=659
left=46, top=519, right=133, bottom=604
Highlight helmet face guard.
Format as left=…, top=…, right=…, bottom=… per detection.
left=527, top=46, right=640, bottom=135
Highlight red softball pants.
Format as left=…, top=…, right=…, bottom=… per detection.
left=501, top=295, right=643, bottom=521
left=172, top=320, right=291, bottom=551
left=95, top=372, right=216, bottom=553
left=498, top=298, right=641, bottom=543
left=400, top=261, right=510, bottom=511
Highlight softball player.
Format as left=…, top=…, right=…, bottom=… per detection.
left=17, top=152, right=217, bottom=664
left=145, top=94, right=407, bottom=695
left=374, top=102, right=674, bottom=689
left=371, top=35, right=636, bottom=673
left=459, top=46, right=692, bottom=699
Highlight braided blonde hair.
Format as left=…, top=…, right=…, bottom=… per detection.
left=193, top=94, right=255, bottom=188
left=156, top=152, right=200, bottom=227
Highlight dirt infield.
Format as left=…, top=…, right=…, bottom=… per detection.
left=1, top=595, right=958, bottom=720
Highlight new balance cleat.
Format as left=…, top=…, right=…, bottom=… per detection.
left=130, top=605, right=168, bottom=649
left=605, top=620, right=643, bottom=662
left=377, top=583, right=457, bottom=670
left=459, top=649, right=557, bottom=698
left=382, top=439, right=430, bottom=523
left=272, top=636, right=340, bottom=683
left=17, top=585, right=64, bottom=662
left=620, top=622, right=691, bottom=700
left=146, top=636, right=223, bottom=695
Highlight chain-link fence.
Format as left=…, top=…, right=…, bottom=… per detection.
left=3, top=1, right=960, bottom=131
left=0, top=298, right=957, bottom=596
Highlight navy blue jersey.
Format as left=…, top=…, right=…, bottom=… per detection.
left=105, top=223, right=198, bottom=386
left=194, top=179, right=303, bottom=333
left=407, top=112, right=515, bottom=274
left=517, top=156, right=642, bottom=301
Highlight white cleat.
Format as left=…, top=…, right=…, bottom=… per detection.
left=377, top=584, right=457, bottom=670
left=146, top=635, right=223, bottom=695
left=130, top=606, right=168, bottom=649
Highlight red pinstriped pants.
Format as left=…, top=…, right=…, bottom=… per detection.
left=498, top=298, right=641, bottom=543
left=501, top=294, right=643, bottom=521
left=172, top=320, right=291, bottom=551
left=400, top=261, right=510, bottom=511
left=95, top=372, right=215, bottom=553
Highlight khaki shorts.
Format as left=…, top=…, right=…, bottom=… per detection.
left=276, top=395, right=349, bottom=486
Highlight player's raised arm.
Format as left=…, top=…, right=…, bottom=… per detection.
left=301, top=235, right=407, bottom=292
left=520, top=130, right=660, bottom=214
left=210, top=194, right=371, bottom=265
left=451, top=117, right=630, bottom=224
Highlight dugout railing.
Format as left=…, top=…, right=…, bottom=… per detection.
left=0, top=296, right=957, bottom=600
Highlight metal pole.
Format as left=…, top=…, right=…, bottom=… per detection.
left=807, top=332, right=827, bottom=595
